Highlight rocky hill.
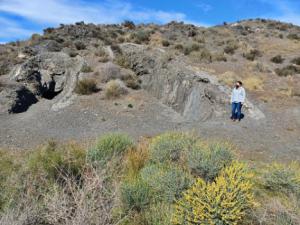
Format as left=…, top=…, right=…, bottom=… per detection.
left=0, top=19, right=299, bottom=161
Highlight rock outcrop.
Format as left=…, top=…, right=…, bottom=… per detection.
left=0, top=52, right=84, bottom=113
left=119, top=43, right=265, bottom=121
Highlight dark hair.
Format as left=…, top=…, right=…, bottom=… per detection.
left=237, top=81, right=243, bottom=85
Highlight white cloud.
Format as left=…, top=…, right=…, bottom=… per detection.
left=0, top=16, right=36, bottom=40
left=0, top=0, right=207, bottom=25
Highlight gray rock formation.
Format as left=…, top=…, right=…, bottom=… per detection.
left=0, top=83, right=37, bottom=113
left=0, top=52, right=84, bottom=113
left=119, top=43, right=265, bottom=121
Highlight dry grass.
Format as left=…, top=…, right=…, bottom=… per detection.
left=105, top=79, right=128, bottom=99
left=244, top=76, right=264, bottom=91
left=218, top=71, right=239, bottom=87
left=75, top=78, right=98, bottom=95
left=124, top=139, right=150, bottom=178
left=43, top=169, right=115, bottom=225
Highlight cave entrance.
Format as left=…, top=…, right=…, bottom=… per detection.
left=42, top=79, right=62, bottom=100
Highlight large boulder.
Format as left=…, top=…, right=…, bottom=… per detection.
left=0, top=83, right=37, bottom=113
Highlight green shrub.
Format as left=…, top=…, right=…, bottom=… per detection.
left=144, top=203, right=172, bottom=225
left=0, top=150, right=20, bottom=210
left=149, top=132, right=197, bottom=164
left=183, top=42, right=200, bottom=55
left=162, top=40, right=170, bottom=47
left=287, top=33, right=300, bottom=40
left=174, top=44, right=183, bottom=51
left=271, top=55, right=284, bottom=64
left=262, top=162, right=300, bottom=195
left=114, top=55, right=130, bottom=69
left=27, top=141, right=86, bottom=181
left=187, top=142, right=235, bottom=181
left=75, top=78, right=98, bottom=95
left=243, top=49, right=262, bottom=61
left=121, top=178, right=152, bottom=212
left=140, top=164, right=192, bottom=202
left=275, top=65, right=300, bottom=76
left=224, top=41, right=238, bottom=54
left=74, top=41, right=86, bottom=50
left=291, top=57, right=300, bottom=65
left=172, top=162, right=256, bottom=225
left=87, top=133, right=133, bottom=163
left=131, top=30, right=151, bottom=43
left=80, top=64, right=93, bottom=73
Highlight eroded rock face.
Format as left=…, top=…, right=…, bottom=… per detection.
left=0, top=52, right=84, bottom=113
left=119, top=43, right=265, bottom=121
left=0, top=83, right=38, bottom=113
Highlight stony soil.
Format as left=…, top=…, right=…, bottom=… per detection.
left=0, top=88, right=299, bottom=162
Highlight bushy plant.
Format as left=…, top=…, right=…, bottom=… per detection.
left=271, top=55, right=284, bottom=64
left=80, top=64, right=93, bottom=73
left=105, top=79, right=128, bottom=99
left=243, top=49, right=262, bottom=61
left=187, top=142, right=235, bottom=181
left=27, top=141, right=86, bottom=181
left=172, top=162, right=256, bottom=225
left=140, top=164, right=192, bottom=203
left=87, top=133, right=133, bottom=163
left=287, top=33, right=300, bottom=40
left=74, top=41, right=86, bottom=50
left=75, top=78, right=98, bottom=95
left=262, top=162, right=300, bottom=195
left=275, top=65, right=300, bottom=76
left=125, top=142, right=149, bottom=177
left=121, top=178, right=152, bottom=212
left=144, top=203, right=172, bottom=225
left=149, top=132, right=197, bottom=164
left=131, top=30, right=151, bottom=43
left=162, top=40, right=170, bottom=47
left=183, top=42, right=200, bottom=55
left=224, top=41, right=238, bottom=54
left=291, top=57, right=300, bottom=65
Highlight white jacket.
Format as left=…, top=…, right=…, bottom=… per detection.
left=231, top=87, right=246, bottom=103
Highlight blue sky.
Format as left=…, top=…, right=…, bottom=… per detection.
left=0, top=0, right=300, bottom=43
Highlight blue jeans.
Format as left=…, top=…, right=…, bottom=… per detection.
left=231, top=102, right=242, bottom=120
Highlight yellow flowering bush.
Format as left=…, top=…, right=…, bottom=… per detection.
left=172, top=162, right=256, bottom=225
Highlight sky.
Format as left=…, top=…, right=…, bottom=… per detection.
left=0, top=0, right=300, bottom=43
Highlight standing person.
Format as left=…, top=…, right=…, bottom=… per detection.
left=230, top=81, right=246, bottom=121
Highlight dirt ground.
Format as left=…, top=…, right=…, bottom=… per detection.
left=0, top=89, right=299, bottom=163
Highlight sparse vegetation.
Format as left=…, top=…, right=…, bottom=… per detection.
left=224, top=40, right=239, bottom=54
left=162, top=40, right=170, bottom=47
left=74, top=41, right=86, bottom=50
left=287, top=33, right=300, bottom=40
left=243, top=49, right=262, bottom=61
left=0, top=132, right=299, bottom=224
left=105, top=79, right=128, bottom=98
left=80, top=64, right=93, bottom=73
left=291, top=57, right=300, bottom=65
left=87, top=133, right=133, bottom=163
left=75, top=78, right=98, bottom=95
left=275, top=65, right=300, bottom=76
left=271, top=55, right=284, bottom=64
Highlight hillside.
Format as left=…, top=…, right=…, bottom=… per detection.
left=0, top=19, right=300, bottom=161
left=0, top=18, right=300, bottom=225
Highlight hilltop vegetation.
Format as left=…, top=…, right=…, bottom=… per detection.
left=0, top=132, right=299, bottom=225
